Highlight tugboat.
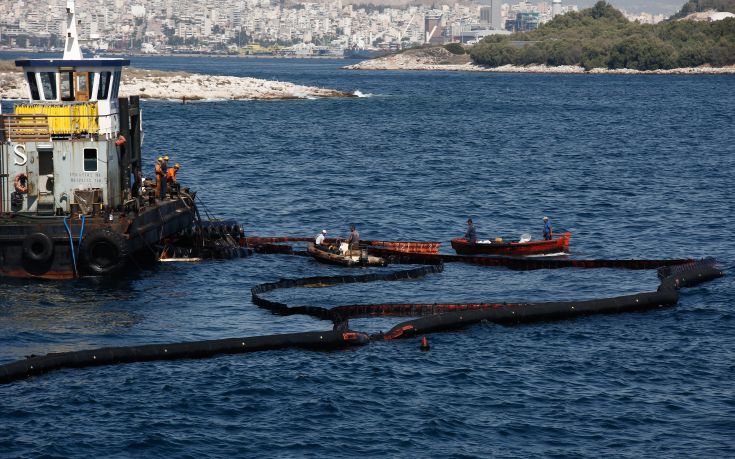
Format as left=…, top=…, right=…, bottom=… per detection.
left=0, top=1, right=198, bottom=279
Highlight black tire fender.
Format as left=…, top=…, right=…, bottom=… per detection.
left=22, top=232, right=54, bottom=263
left=80, top=229, right=130, bottom=276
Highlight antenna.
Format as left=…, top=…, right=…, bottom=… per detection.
left=64, top=0, right=83, bottom=59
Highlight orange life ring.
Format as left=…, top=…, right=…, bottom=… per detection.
left=14, top=173, right=28, bottom=193
left=115, top=135, right=126, bottom=146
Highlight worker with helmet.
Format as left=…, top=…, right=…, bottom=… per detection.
left=167, top=163, right=181, bottom=196
left=160, top=155, right=170, bottom=199
left=154, top=156, right=164, bottom=198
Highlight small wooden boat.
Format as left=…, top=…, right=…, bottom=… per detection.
left=451, top=232, right=572, bottom=256
left=307, top=243, right=387, bottom=267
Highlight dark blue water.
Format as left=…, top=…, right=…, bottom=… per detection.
left=1, top=56, right=734, bottom=457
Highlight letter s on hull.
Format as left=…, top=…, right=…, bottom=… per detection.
left=13, top=144, right=27, bottom=166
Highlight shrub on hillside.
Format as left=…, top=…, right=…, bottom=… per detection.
left=469, top=1, right=735, bottom=69
left=444, top=43, right=466, bottom=55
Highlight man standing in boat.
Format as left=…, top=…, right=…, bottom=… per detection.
left=465, top=218, right=477, bottom=243
left=347, top=224, right=360, bottom=251
left=543, top=216, right=553, bottom=240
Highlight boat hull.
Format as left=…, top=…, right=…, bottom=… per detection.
left=451, top=233, right=572, bottom=256
left=0, top=199, right=194, bottom=279
left=242, top=237, right=440, bottom=254
left=307, top=243, right=387, bottom=267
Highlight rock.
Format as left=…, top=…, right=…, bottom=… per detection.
left=0, top=65, right=353, bottom=101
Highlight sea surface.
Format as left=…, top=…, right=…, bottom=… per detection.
left=1, top=54, right=733, bottom=458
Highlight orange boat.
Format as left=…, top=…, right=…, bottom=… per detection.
left=242, top=237, right=440, bottom=254
left=451, top=232, right=572, bottom=256
left=364, top=240, right=440, bottom=254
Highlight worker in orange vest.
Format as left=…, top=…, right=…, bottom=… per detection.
left=166, top=163, right=181, bottom=195
left=154, top=156, right=164, bottom=198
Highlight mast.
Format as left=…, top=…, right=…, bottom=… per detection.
left=64, top=0, right=83, bottom=60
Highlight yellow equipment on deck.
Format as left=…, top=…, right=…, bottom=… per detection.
left=14, top=103, right=99, bottom=135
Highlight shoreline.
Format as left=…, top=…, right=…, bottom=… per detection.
left=0, top=67, right=354, bottom=101
left=344, top=61, right=735, bottom=75
left=0, top=48, right=349, bottom=60
left=343, top=48, right=735, bottom=75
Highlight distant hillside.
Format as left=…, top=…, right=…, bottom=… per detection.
left=671, top=0, right=735, bottom=18
left=470, top=1, right=735, bottom=70
left=340, top=0, right=687, bottom=15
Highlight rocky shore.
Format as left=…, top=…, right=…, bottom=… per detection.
left=0, top=63, right=353, bottom=100
left=344, top=47, right=735, bottom=75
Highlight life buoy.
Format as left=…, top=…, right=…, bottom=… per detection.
left=14, top=173, right=28, bottom=193
left=114, top=135, right=126, bottom=146
left=22, top=232, right=54, bottom=264
left=80, top=229, right=130, bottom=275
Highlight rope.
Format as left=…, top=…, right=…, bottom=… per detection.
left=62, top=216, right=77, bottom=277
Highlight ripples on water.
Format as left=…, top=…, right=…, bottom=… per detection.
left=0, top=56, right=733, bottom=457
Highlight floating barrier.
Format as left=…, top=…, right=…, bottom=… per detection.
left=368, top=247, right=693, bottom=271
left=242, top=236, right=440, bottom=254
left=249, top=259, right=722, bottom=330
left=657, top=258, right=724, bottom=291
left=251, top=265, right=444, bottom=324
left=0, top=330, right=369, bottom=385
left=375, top=290, right=680, bottom=340
left=0, top=242, right=723, bottom=385
left=239, top=242, right=693, bottom=271
left=373, top=259, right=723, bottom=341
left=252, top=243, right=296, bottom=255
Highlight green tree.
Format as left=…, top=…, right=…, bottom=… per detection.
left=586, top=1, right=626, bottom=21
left=470, top=0, right=735, bottom=69
left=470, top=42, right=517, bottom=66
left=677, top=42, right=709, bottom=66
left=709, top=38, right=735, bottom=65
left=444, top=42, right=466, bottom=55
left=607, top=36, right=676, bottom=70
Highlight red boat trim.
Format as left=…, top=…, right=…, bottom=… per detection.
left=242, top=236, right=440, bottom=254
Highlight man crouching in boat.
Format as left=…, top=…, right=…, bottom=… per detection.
left=315, top=229, right=328, bottom=249
left=543, top=216, right=553, bottom=240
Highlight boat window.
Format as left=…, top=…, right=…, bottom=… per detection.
left=77, top=73, right=90, bottom=92
left=110, top=70, right=122, bottom=99
left=60, top=71, right=74, bottom=101
left=40, top=72, right=57, bottom=100
left=26, top=72, right=40, bottom=100
left=83, top=148, right=97, bottom=172
left=96, top=71, right=111, bottom=100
